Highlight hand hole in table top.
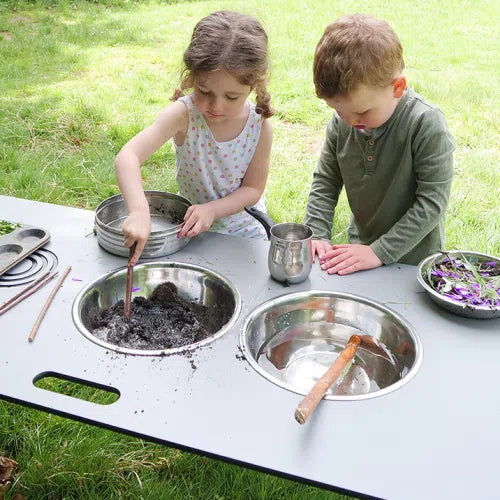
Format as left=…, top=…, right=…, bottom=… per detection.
left=33, top=371, right=120, bottom=405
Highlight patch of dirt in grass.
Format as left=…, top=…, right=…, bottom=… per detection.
left=17, top=114, right=92, bottom=154
left=307, top=133, right=325, bottom=156
left=275, top=120, right=325, bottom=158
left=9, top=14, right=36, bottom=24
left=0, top=31, right=12, bottom=40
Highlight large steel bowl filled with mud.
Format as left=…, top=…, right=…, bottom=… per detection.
left=240, top=290, right=423, bottom=401
left=72, top=262, right=241, bottom=356
left=95, top=191, right=192, bottom=258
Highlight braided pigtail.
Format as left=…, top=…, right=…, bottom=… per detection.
left=170, top=73, right=193, bottom=102
left=254, top=77, right=274, bottom=119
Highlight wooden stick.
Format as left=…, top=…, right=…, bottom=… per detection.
left=124, top=243, right=136, bottom=321
left=294, top=334, right=361, bottom=424
left=0, top=272, right=58, bottom=316
left=0, top=271, right=50, bottom=311
left=28, top=266, right=71, bottom=343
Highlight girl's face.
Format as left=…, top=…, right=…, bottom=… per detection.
left=193, top=69, right=252, bottom=125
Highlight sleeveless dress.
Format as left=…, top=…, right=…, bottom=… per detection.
left=174, top=95, right=268, bottom=239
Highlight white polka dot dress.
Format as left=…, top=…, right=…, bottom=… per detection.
left=174, top=95, right=268, bottom=240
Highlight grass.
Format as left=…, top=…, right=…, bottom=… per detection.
left=0, top=0, right=499, bottom=497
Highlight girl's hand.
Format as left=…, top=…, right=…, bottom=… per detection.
left=122, top=211, right=151, bottom=265
left=311, top=239, right=333, bottom=262
left=178, top=204, right=216, bottom=238
left=320, top=244, right=382, bottom=275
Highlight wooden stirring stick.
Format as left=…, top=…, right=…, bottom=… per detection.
left=124, top=243, right=136, bottom=321
left=294, top=334, right=361, bottom=425
left=28, top=266, right=71, bottom=342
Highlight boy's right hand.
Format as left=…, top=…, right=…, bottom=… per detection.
left=122, top=211, right=151, bottom=266
left=311, top=239, right=333, bottom=263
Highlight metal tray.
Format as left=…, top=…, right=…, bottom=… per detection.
left=0, top=222, right=50, bottom=277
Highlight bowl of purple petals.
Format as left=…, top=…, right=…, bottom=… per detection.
left=417, top=251, right=500, bottom=319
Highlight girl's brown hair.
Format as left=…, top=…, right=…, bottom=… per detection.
left=171, top=10, right=274, bottom=118
left=313, top=13, right=405, bottom=98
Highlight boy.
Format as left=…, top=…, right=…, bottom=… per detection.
left=305, top=13, right=455, bottom=275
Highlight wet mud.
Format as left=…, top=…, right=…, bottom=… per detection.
left=89, top=282, right=232, bottom=350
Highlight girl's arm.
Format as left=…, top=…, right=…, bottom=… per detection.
left=115, top=101, right=188, bottom=264
left=179, top=118, right=273, bottom=238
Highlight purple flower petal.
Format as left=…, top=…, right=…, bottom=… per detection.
left=432, top=269, right=447, bottom=277
left=132, top=286, right=141, bottom=292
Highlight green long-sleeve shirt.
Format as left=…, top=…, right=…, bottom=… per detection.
left=305, top=88, right=456, bottom=265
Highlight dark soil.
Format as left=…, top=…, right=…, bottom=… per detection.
left=89, top=282, right=232, bottom=350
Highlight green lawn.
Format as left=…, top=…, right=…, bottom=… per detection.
left=0, top=0, right=499, bottom=498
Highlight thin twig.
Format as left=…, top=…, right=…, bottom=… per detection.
left=28, top=266, right=71, bottom=342
left=0, top=271, right=51, bottom=311
left=0, top=272, right=58, bottom=316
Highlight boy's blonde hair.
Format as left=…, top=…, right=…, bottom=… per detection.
left=313, top=13, right=405, bottom=98
left=172, top=10, right=274, bottom=118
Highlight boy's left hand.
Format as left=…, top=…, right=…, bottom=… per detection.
left=320, top=244, right=382, bottom=275
left=178, top=204, right=216, bottom=238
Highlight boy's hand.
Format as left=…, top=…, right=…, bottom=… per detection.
left=320, top=244, right=382, bottom=275
left=311, top=239, right=333, bottom=262
left=178, top=204, right=216, bottom=238
left=122, top=211, right=152, bottom=265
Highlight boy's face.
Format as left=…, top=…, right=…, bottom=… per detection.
left=324, top=78, right=406, bottom=131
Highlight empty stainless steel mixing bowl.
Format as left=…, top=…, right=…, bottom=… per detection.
left=240, top=290, right=423, bottom=401
left=72, top=262, right=241, bottom=356
left=95, top=191, right=192, bottom=258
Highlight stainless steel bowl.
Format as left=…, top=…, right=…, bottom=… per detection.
left=95, top=191, right=192, bottom=258
left=417, top=251, right=500, bottom=319
left=240, top=291, right=422, bottom=401
left=72, top=262, right=241, bottom=356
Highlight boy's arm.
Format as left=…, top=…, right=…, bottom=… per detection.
left=370, top=109, right=455, bottom=264
left=305, top=116, right=344, bottom=240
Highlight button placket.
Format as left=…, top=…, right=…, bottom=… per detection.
left=365, top=138, right=376, bottom=173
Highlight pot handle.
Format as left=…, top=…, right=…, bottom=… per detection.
left=244, top=206, right=275, bottom=239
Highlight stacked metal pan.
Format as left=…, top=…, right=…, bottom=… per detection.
left=94, top=191, right=192, bottom=258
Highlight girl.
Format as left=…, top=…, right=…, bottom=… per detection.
left=115, top=10, right=274, bottom=265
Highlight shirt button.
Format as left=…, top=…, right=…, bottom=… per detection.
left=367, top=155, right=373, bottom=161
left=368, top=140, right=375, bottom=146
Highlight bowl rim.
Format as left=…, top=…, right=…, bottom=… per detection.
left=239, top=289, right=423, bottom=401
left=94, top=190, right=192, bottom=237
left=72, top=261, right=242, bottom=356
left=416, top=250, right=500, bottom=312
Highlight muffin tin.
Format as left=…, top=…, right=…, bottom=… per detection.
left=0, top=222, right=50, bottom=277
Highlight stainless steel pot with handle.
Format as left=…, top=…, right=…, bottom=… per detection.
left=245, top=207, right=313, bottom=284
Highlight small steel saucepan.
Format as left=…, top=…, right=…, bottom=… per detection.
left=245, top=207, right=313, bottom=284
